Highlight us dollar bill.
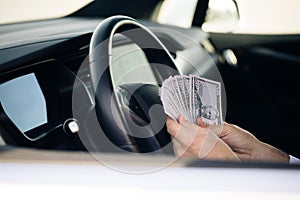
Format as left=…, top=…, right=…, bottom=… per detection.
left=190, top=75, right=222, bottom=125
left=160, top=75, right=223, bottom=125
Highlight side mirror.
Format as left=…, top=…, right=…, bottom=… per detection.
left=202, top=0, right=239, bottom=33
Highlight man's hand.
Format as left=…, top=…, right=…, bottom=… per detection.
left=202, top=120, right=290, bottom=163
left=166, top=116, right=289, bottom=163
left=166, top=116, right=239, bottom=161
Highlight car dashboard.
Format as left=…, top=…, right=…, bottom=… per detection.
left=0, top=17, right=219, bottom=151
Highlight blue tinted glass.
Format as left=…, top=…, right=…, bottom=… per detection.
left=0, top=73, right=47, bottom=132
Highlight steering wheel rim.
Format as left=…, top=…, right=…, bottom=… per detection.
left=89, top=15, right=179, bottom=153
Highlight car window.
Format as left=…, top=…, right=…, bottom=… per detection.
left=0, top=0, right=93, bottom=25
left=155, top=0, right=300, bottom=34
left=202, top=0, right=239, bottom=33
left=155, top=0, right=198, bottom=28
left=234, top=0, right=300, bottom=34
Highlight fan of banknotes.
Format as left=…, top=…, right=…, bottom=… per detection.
left=159, top=75, right=223, bottom=125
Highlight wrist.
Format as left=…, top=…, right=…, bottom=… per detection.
left=253, top=142, right=289, bottom=163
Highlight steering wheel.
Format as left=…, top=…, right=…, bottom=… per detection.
left=89, top=15, right=179, bottom=154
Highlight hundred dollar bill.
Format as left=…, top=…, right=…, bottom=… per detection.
left=190, top=75, right=222, bottom=125
left=160, top=75, right=223, bottom=125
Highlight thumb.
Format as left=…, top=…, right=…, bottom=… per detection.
left=197, top=117, right=225, bottom=137
left=208, top=124, right=225, bottom=137
left=178, top=115, right=196, bottom=129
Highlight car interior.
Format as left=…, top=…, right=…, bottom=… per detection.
left=0, top=0, right=299, bottom=160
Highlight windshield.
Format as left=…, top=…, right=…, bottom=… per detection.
left=156, top=0, right=300, bottom=34
left=0, top=0, right=93, bottom=25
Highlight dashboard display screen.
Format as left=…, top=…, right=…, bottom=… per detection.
left=0, top=73, right=48, bottom=132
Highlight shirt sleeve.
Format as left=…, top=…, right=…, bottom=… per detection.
left=289, top=155, right=300, bottom=164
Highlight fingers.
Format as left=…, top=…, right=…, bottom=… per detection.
left=168, top=116, right=215, bottom=158
left=208, top=124, right=224, bottom=137
left=167, top=115, right=199, bottom=134
left=166, top=117, right=194, bottom=155
left=170, top=115, right=225, bottom=139
left=166, top=117, right=180, bottom=137
left=167, top=116, right=210, bottom=145
left=171, top=126, right=232, bottom=160
left=172, top=138, right=189, bottom=157
left=197, top=130, right=219, bottom=158
left=178, top=115, right=183, bottom=123
left=197, top=118, right=208, bottom=128
left=178, top=116, right=198, bottom=130
left=167, top=116, right=240, bottom=161
left=166, top=115, right=230, bottom=159
left=196, top=117, right=226, bottom=137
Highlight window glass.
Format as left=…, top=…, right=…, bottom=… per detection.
left=155, top=0, right=198, bottom=28
left=0, top=0, right=93, bottom=25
